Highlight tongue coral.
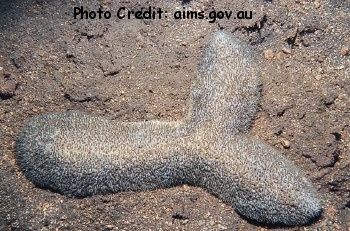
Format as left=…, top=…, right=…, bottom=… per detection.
left=15, top=30, right=322, bottom=226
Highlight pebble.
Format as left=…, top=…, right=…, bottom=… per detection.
left=276, top=52, right=284, bottom=61
left=104, top=224, right=115, bottom=230
left=314, top=74, right=322, bottom=81
left=282, top=47, right=292, bottom=54
left=263, top=49, right=274, bottom=60
left=281, top=139, right=291, bottom=149
left=323, top=91, right=336, bottom=106
left=340, top=46, right=349, bottom=56
left=217, top=224, right=228, bottom=230
left=0, top=74, right=18, bottom=99
left=181, top=219, right=189, bottom=225
left=335, top=65, right=345, bottom=70
left=314, top=0, right=321, bottom=8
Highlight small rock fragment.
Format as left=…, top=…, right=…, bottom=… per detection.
left=181, top=219, right=189, bottom=225
left=172, top=210, right=189, bottom=220
left=281, top=139, right=291, bottom=149
left=340, top=46, right=349, bottom=56
left=323, top=91, right=336, bottom=106
left=263, top=49, right=274, bottom=60
left=314, top=74, right=322, bottom=81
left=276, top=52, right=284, bottom=61
left=0, top=73, right=18, bottom=99
left=99, top=60, right=121, bottom=76
left=104, top=224, right=115, bottom=230
left=217, top=224, right=228, bottom=230
left=335, top=65, right=345, bottom=70
left=314, top=0, right=321, bottom=8
left=282, top=47, right=292, bottom=54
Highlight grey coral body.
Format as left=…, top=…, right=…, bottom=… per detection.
left=15, top=31, right=322, bottom=226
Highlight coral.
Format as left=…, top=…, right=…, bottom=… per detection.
left=15, top=31, right=322, bottom=226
